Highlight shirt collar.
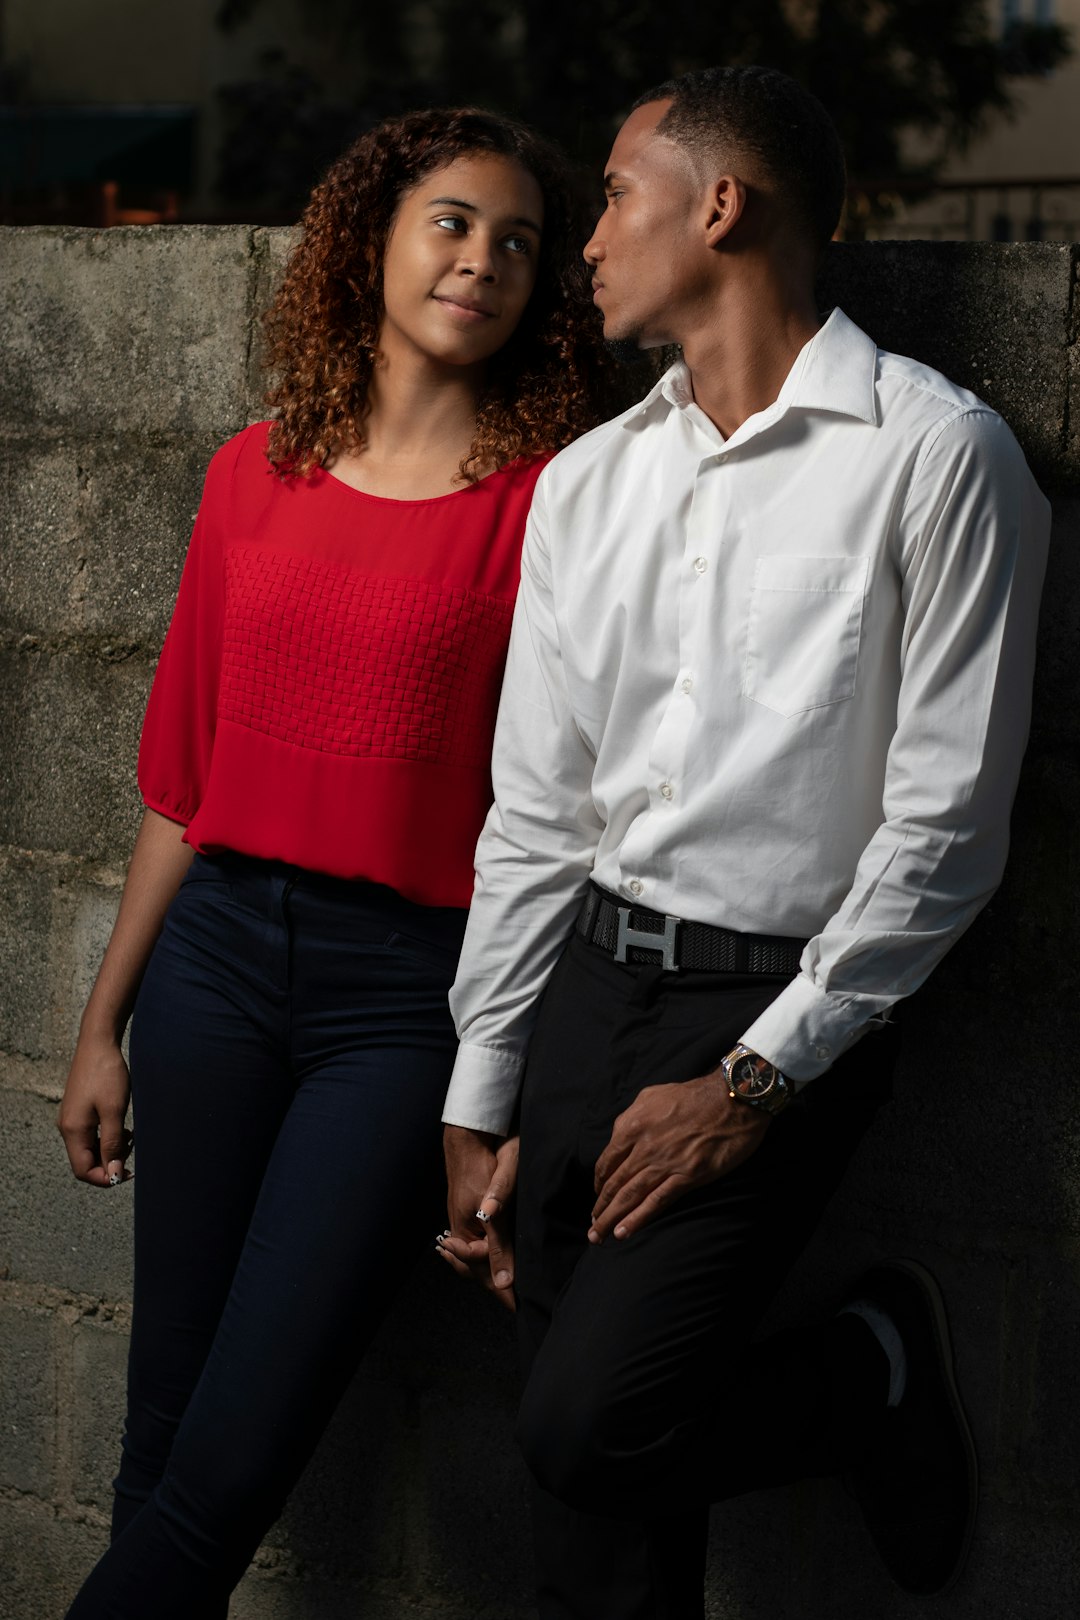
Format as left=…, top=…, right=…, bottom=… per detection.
left=626, top=364, right=683, bottom=420
left=783, top=308, right=879, bottom=425
left=625, top=307, right=879, bottom=434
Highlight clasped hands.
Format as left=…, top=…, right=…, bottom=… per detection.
left=439, top=1070, right=770, bottom=1308
left=439, top=1126, right=520, bottom=1311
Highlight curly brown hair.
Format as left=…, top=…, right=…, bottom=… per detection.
left=262, top=107, right=612, bottom=481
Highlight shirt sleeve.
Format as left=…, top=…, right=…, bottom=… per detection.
left=443, top=473, right=605, bottom=1134
left=137, top=443, right=233, bottom=826
left=742, top=409, right=1051, bottom=1081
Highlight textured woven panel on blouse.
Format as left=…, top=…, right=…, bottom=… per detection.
left=219, top=548, right=514, bottom=766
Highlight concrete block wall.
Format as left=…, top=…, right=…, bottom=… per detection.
left=0, top=228, right=1077, bottom=1618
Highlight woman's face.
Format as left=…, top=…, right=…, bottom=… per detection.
left=378, top=152, right=545, bottom=373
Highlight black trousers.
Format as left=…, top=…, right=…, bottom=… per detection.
left=514, top=932, right=898, bottom=1620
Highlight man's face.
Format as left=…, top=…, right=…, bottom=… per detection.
left=584, top=101, right=706, bottom=351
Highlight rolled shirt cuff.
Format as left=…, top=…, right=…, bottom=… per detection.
left=442, top=1042, right=526, bottom=1136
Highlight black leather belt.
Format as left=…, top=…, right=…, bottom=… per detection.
left=575, top=884, right=806, bottom=976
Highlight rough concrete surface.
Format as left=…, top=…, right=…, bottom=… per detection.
left=0, top=436, right=217, bottom=643
left=0, top=1300, right=56, bottom=1496
left=0, top=850, right=123, bottom=1070
left=69, top=1318, right=132, bottom=1511
left=1, top=229, right=1078, bottom=1617
left=0, top=855, right=57, bottom=1062
left=0, top=645, right=150, bottom=862
left=819, top=242, right=1078, bottom=488
left=0, top=1091, right=135, bottom=1302
left=0, top=1496, right=106, bottom=1620
left=0, top=228, right=256, bottom=439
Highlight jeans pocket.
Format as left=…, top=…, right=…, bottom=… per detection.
left=386, top=925, right=464, bottom=976
left=179, top=853, right=235, bottom=888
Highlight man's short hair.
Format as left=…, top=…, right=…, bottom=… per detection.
left=633, top=65, right=846, bottom=251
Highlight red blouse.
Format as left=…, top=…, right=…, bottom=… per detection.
left=138, top=422, right=547, bottom=907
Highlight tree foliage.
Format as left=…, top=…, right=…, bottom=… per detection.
left=214, top=0, right=1071, bottom=218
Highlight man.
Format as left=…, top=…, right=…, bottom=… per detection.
left=437, top=65, right=1049, bottom=1619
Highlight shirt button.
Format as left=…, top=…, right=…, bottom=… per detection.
left=628, top=878, right=644, bottom=897
left=659, top=782, right=674, bottom=800
left=681, top=677, right=693, bottom=694
left=693, top=557, right=708, bottom=575
left=815, top=1045, right=830, bottom=1060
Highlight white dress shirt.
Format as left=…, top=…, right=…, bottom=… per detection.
left=443, top=309, right=1050, bottom=1136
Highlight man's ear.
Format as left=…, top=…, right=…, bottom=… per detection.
left=703, top=174, right=747, bottom=247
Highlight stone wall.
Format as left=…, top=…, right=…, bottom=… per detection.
left=0, top=229, right=1077, bottom=1619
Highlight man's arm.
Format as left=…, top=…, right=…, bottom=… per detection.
left=590, top=409, right=1049, bottom=1241
left=441, top=474, right=605, bottom=1295
left=741, top=408, right=1049, bottom=1077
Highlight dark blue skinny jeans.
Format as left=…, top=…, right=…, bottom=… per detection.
left=66, top=852, right=466, bottom=1618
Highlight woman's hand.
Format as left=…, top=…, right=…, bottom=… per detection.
left=439, top=1125, right=519, bottom=1312
left=57, top=1030, right=134, bottom=1187
left=54, top=807, right=192, bottom=1188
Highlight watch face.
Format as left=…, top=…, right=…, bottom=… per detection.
left=730, top=1055, right=779, bottom=1100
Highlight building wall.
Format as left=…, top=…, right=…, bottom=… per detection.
left=880, top=0, right=1080, bottom=239
left=5, top=0, right=217, bottom=103
left=0, top=230, right=1078, bottom=1619
left=3, top=0, right=429, bottom=214
left=946, top=0, right=1080, bottom=183
left=11, top=0, right=1080, bottom=233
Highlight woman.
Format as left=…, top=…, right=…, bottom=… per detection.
left=57, top=107, right=606, bottom=1617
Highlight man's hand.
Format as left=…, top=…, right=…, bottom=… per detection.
left=440, top=1125, right=519, bottom=1312
left=589, top=1071, right=770, bottom=1243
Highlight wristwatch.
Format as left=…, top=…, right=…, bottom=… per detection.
left=719, top=1044, right=793, bottom=1116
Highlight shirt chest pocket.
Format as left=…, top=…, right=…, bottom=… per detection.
left=742, top=554, right=869, bottom=718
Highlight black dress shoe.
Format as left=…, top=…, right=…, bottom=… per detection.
left=845, top=1258, right=978, bottom=1597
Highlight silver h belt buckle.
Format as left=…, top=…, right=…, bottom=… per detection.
left=614, top=907, right=681, bottom=972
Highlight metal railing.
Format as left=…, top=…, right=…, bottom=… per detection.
left=849, top=175, right=1080, bottom=241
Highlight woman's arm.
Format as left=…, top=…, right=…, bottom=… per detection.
left=57, top=808, right=195, bottom=1187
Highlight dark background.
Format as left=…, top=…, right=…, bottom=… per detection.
left=0, top=0, right=1071, bottom=230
